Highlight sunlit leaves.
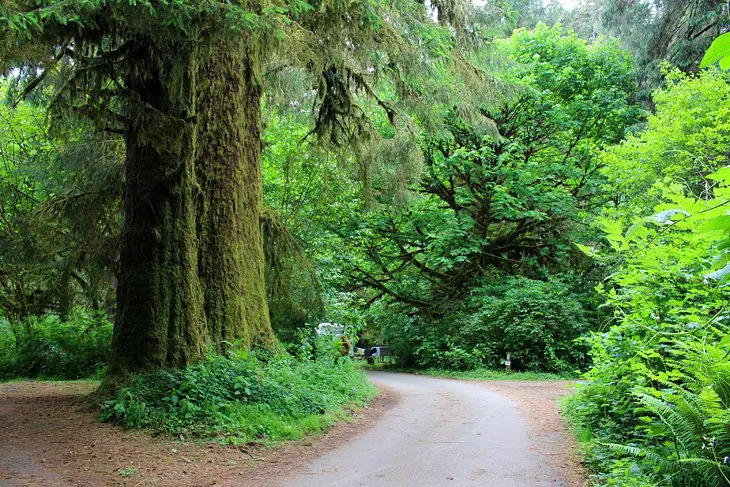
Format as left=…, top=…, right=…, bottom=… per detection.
left=700, top=32, right=730, bottom=69
left=569, top=57, right=730, bottom=486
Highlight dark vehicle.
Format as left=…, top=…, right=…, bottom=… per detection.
left=365, top=346, right=391, bottom=364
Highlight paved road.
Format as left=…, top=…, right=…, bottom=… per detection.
left=279, top=371, right=560, bottom=487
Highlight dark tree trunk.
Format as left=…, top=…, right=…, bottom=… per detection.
left=57, top=266, right=72, bottom=320
left=196, top=39, right=275, bottom=351
left=109, top=48, right=207, bottom=377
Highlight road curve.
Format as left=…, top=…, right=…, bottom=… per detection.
left=278, top=371, right=561, bottom=487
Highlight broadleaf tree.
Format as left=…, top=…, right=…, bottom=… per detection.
left=340, top=25, right=642, bottom=370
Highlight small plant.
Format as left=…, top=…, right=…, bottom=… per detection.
left=118, top=466, right=138, bottom=477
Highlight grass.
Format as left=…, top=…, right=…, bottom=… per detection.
left=0, top=377, right=101, bottom=385
left=361, top=362, right=578, bottom=380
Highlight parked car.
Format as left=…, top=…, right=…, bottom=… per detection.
left=365, top=345, right=391, bottom=364
left=316, top=322, right=345, bottom=336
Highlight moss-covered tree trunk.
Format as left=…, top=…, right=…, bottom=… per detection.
left=110, top=47, right=207, bottom=376
left=196, top=39, right=275, bottom=351
left=109, top=39, right=275, bottom=379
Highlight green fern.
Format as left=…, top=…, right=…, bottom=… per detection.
left=620, top=330, right=730, bottom=486
left=603, top=441, right=676, bottom=474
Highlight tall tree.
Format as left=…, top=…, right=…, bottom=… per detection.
left=345, top=24, right=640, bottom=310
left=1, top=0, right=485, bottom=377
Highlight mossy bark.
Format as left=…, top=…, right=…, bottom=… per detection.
left=109, top=40, right=275, bottom=379
left=196, top=39, right=275, bottom=351
left=110, top=47, right=207, bottom=376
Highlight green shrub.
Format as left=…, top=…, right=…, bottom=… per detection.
left=378, top=276, right=594, bottom=372
left=564, top=143, right=730, bottom=485
left=567, top=325, right=730, bottom=486
left=628, top=331, right=730, bottom=486
left=101, top=350, right=376, bottom=443
left=464, top=277, right=593, bottom=372
left=0, top=309, right=112, bottom=380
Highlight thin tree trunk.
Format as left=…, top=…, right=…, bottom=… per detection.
left=57, top=266, right=72, bottom=320
left=196, top=39, right=275, bottom=351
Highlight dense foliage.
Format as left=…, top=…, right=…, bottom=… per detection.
left=102, top=350, right=376, bottom=443
left=565, top=69, right=730, bottom=486
left=0, top=3, right=729, bottom=485
left=567, top=0, right=728, bottom=104
left=0, top=82, right=121, bottom=319
left=341, top=24, right=640, bottom=371
left=0, top=309, right=112, bottom=380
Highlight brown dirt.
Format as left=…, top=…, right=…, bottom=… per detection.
left=475, top=380, right=589, bottom=487
left=0, top=381, right=393, bottom=487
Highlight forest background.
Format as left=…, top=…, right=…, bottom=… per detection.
left=1, top=0, right=730, bottom=485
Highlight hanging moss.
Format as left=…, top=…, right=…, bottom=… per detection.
left=261, top=208, right=324, bottom=343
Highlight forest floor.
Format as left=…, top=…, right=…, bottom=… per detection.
left=0, top=373, right=586, bottom=486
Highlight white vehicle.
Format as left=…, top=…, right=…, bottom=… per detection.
left=316, top=322, right=356, bottom=356
left=316, top=322, right=345, bottom=336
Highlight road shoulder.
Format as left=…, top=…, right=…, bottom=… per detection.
left=474, top=380, right=588, bottom=487
left=0, top=380, right=393, bottom=487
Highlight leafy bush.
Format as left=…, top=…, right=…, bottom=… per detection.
left=378, top=276, right=595, bottom=372
left=101, top=350, right=376, bottom=443
left=566, top=164, right=730, bottom=485
left=0, top=309, right=112, bottom=380
left=462, top=277, right=593, bottom=372
left=568, top=324, right=730, bottom=486
left=602, top=68, right=730, bottom=218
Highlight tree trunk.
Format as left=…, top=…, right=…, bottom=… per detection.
left=57, top=266, right=72, bottom=320
left=109, top=39, right=275, bottom=379
left=109, top=47, right=207, bottom=377
left=196, top=39, right=275, bottom=351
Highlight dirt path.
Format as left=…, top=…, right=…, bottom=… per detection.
left=277, top=371, right=585, bottom=487
left=476, top=380, right=587, bottom=487
left=0, top=374, right=585, bottom=487
left=0, top=381, right=391, bottom=486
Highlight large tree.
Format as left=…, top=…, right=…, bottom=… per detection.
left=344, top=24, right=640, bottom=310
left=0, top=0, right=486, bottom=377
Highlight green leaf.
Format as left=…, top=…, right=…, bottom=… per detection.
left=707, top=166, right=730, bottom=184
left=699, top=215, right=730, bottom=233
left=625, top=222, right=647, bottom=241
left=574, top=242, right=596, bottom=256
left=700, top=32, right=730, bottom=68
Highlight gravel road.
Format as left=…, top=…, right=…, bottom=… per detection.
left=279, top=371, right=563, bottom=487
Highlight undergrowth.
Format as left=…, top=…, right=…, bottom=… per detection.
left=564, top=325, right=730, bottom=486
left=102, top=350, right=376, bottom=444
left=0, top=310, right=112, bottom=380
